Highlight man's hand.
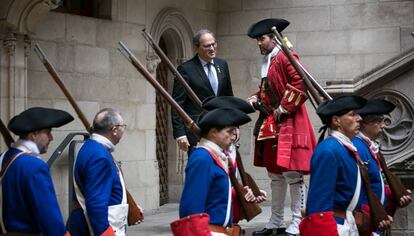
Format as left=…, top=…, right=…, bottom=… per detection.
left=273, top=108, right=282, bottom=121
left=133, top=205, right=144, bottom=225
left=255, top=190, right=268, bottom=203
left=399, top=189, right=412, bottom=207
left=378, top=215, right=393, bottom=231
left=243, top=186, right=256, bottom=202
left=177, top=137, right=190, bottom=152
left=247, top=96, right=258, bottom=107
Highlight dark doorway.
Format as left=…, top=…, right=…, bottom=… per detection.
left=155, top=37, right=170, bottom=206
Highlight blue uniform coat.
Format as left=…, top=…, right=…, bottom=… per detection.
left=67, top=139, right=123, bottom=235
left=1, top=148, right=67, bottom=235
left=179, top=147, right=232, bottom=226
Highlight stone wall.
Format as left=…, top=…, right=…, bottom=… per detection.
left=215, top=0, right=414, bottom=201
left=0, top=0, right=218, bottom=217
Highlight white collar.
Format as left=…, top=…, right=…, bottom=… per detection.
left=198, top=138, right=228, bottom=169
left=12, top=139, right=40, bottom=156
left=261, top=46, right=279, bottom=78
left=357, top=132, right=380, bottom=154
left=91, top=133, right=115, bottom=152
left=198, top=56, right=214, bottom=67
left=330, top=130, right=357, bottom=152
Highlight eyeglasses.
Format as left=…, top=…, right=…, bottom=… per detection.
left=201, top=42, right=217, bottom=49
left=114, top=124, right=127, bottom=129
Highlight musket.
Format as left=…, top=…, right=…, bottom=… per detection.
left=33, top=44, right=143, bottom=225
left=270, top=27, right=324, bottom=106
left=118, top=41, right=262, bottom=221
left=118, top=41, right=200, bottom=137
left=377, top=151, right=410, bottom=207
left=142, top=29, right=202, bottom=108
left=33, top=44, right=93, bottom=133
left=0, top=119, right=14, bottom=148
left=141, top=31, right=264, bottom=198
left=269, top=27, right=390, bottom=227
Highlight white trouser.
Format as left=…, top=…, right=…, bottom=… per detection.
left=266, top=171, right=305, bottom=235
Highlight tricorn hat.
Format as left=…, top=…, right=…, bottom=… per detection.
left=247, top=18, right=290, bottom=38
left=357, top=99, right=395, bottom=117
left=8, top=107, right=74, bottom=135
left=197, top=108, right=251, bottom=132
left=202, top=96, right=255, bottom=114
left=317, top=95, right=367, bottom=125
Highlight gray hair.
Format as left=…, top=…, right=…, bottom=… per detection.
left=193, top=29, right=214, bottom=47
left=92, top=108, right=122, bottom=134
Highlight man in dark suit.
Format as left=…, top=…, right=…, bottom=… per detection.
left=172, top=29, right=234, bottom=153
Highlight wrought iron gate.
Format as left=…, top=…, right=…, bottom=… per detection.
left=156, top=62, right=169, bottom=205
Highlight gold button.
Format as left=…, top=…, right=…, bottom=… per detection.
left=319, top=213, right=324, bottom=218
left=308, top=216, right=312, bottom=220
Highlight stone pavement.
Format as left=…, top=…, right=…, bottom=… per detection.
left=127, top=202, right=292, bottom=236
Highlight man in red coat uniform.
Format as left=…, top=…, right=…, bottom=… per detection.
left=247, top=18, right=316, bottom=236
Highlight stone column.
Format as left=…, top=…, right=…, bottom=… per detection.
left=0, top=32, right=30, bottom=150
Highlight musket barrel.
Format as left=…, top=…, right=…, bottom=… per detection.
left=271, top=26, right=324, bottom=105
left=33, top=44, right=92, bottom=133
left=118, top=41, right=201, bottom=137
left=142, top=30, right=203, bottom=107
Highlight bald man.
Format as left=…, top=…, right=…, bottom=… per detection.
left=67, top=108, right=134, bottom=236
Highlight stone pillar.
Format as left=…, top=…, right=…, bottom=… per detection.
left=0, top=32, right=29, bottom=150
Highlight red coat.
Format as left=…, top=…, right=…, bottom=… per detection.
left=253, top=50, right=316, bottom=174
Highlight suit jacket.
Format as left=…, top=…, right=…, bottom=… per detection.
left=171, top=55, right=233, bottom=145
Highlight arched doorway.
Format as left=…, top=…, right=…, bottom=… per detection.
left=150, top=8, right=193, bottom=205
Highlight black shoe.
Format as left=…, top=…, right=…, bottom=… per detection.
left=252, top=228, right=286, bottom=236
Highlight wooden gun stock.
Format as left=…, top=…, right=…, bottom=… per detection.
left=358, top=161, right=388, bottom=229
left=118, top=41, right=201, bottom=137
left=228, top=162, right=262, bottom=221
left=235, top=150, right=262, bottom=197
left=0, top=119, right=14, bottom=148
left=377, top=151, right=409, bottom=207
left=33, top=43, right=143, bottom=225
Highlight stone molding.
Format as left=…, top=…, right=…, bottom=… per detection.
left=325, top=47, right=414, bottom=95
left=0, top=0, right=61, bottom=34
left=146, top=7, right=194, bottom=72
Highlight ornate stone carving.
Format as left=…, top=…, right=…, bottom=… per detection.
left=368, top=90, right=414, bottom=156
left=3, top=33, right=17, bottom=56
left=146, top=53, right=161, bottom=74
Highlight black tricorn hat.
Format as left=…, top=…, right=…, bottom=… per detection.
left=8, top=107, right=74, bottom=135
left=247, top=18, right=290, bottom=38
left=357, top=99, right=396, bottom=117
left=317, top=95, right=367, bottom=125
left=202, top=96, right=255, bottom=114
left=197, top=108, right=251, bottom=131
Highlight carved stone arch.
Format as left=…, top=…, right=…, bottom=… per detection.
left=1, top=0, right=60, bottom=34
left=148, top=7, right=194, bottom=63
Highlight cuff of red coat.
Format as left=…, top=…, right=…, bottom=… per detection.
left=101, top=226, right=115, bottom=236
left=299, top=211, right=338, bottom=236
left=280, top=83, right=308, bottom=113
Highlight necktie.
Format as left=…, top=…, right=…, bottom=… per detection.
left=206, top=63, right=218, bottom=95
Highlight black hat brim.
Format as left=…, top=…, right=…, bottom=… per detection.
left=247, top=18, right=290, bottom=38
left=197, top=108, right=251, bottom=131
left=8, top=107, right=74, bottom=135
left=202, top=96, right=255, bottom=114
left=317, top=95, right=367, bottom=125
left=357, top=99, right=396, bottom=117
